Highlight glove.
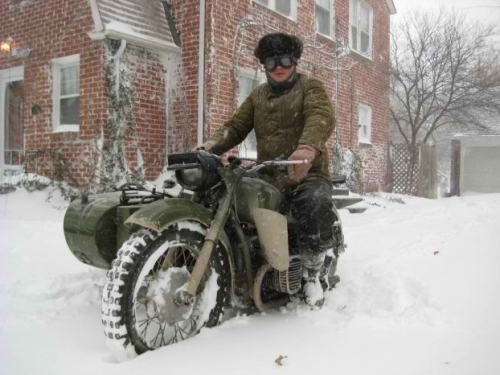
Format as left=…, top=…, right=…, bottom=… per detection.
left=191, top=140, right=218, bottom=152
left=287, top=144, right=317, bottom=181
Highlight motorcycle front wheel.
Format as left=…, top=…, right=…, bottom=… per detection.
left=101, top=222, right=230, bottom=361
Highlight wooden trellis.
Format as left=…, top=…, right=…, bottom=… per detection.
left=389, top=143, right=420, bottom=195
left=388, top=143, right=437, bottom=198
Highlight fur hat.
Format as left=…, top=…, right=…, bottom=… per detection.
left=254, top=33, right=303, bottom=63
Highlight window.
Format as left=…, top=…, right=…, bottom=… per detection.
left=237, top=69, right=265, bottom=159
left=316, top=0, right=334, bottom=38
left=255, top=0, right=297, bottom=20
left=358, top=104, right=372, bottom=144
left=349, top=0, right=373, bottom=57
left=52, top=55, right=80, bottom=132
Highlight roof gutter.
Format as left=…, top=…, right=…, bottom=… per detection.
left=386, top=0, right=397, bottom=15
left=95, top=27, right=179, bottom=53
left=89, top=0, right=104, bottom=33
left=197, top=0, right=206, bottom=146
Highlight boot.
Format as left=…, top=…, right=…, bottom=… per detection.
left=302, top=250, right=326, bottom=309
left=319, top=249, right=340, bottom=291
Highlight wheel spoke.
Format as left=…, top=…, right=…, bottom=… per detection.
left=177, top=323, right=186, bottom=341
left=151, top=320, right=166, bottom=347
left=177, top=321, right=192, bottom=339
left=190, top=316, right=196, bottom=332
left=158, top=323, right=168, bottom=347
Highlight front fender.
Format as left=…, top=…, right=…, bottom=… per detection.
left=125, top=198, right=213, bottom=232
left=126, top=198, right=235, bottom=297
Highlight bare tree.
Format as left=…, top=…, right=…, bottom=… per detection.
left=390, top=9, right=500, bottom=194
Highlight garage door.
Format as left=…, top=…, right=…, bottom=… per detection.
left=462, top=146, right=500, bottom=194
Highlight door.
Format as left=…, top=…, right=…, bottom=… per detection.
left=462, top=145, right=500, bottom=194
left=0, top=66, right=24, bottom=176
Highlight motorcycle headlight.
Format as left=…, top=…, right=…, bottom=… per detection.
left=176, top=167, right=204, bottom=191
left=167, top=152, right=222, bottom=192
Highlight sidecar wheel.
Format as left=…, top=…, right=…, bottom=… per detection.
left=101, top=223, right=230, bottom=361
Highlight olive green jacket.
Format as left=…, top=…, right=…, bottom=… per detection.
left=208, top=74, right=335, bottom=181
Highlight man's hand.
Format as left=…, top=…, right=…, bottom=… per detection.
left=287, top=144, right=317, bottom=181
left=191, top=140, right=217, bottom=152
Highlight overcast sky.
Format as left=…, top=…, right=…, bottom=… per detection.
left=393, top=0, right=500, bottom=24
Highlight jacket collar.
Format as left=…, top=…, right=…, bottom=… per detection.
left=266, top=70, right=299, bottom=98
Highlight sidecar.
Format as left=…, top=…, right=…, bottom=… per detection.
left=63, top=186, right=181, bottom=269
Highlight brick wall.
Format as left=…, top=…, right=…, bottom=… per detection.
left=117, top=44, right=168, bottom=180
left=168, top=0, right=201, bottom=153
left=0, top=0, right=107, bottom=187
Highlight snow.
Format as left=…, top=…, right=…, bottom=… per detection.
left=1, top=188, right=500, bottom=375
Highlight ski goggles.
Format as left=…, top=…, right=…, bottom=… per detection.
left=263, top=54, right=296, bottom=72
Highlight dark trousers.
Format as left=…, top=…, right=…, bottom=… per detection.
left=283, top=178, right=337, bottom=255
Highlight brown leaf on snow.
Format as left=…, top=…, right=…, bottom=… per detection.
left=275, top=355, right=288, bottom=366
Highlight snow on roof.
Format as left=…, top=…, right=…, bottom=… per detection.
left=386, top=0, right=397, bottom=15
left=91, top=0, right=179, bottom=51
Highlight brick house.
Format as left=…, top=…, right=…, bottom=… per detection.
left=0, top=0, right=396, bottom=192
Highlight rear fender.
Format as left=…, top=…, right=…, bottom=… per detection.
left=125, top=198, right=235, bottom=297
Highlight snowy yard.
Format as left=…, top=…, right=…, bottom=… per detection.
left=1, top=188, right=500, bottom=375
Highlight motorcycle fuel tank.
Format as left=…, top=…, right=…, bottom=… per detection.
left=233, top=177, right=282, bottom=224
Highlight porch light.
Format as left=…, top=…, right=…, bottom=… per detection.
left=1, top=37, right=13, bottom=53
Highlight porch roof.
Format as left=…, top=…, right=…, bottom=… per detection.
left=89, top=0, right=179, bottom=52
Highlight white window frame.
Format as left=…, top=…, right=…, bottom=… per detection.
left=237, top=68, right=266, bottom=159
left=358, top=104, right=372, bottom=144
left=0, top=66, right=25, bottom=174
left=254, top=0, right=298, bottom=21
left=315, top=0, right=335, bottom=39
left=52, top=54, right=80, bottom=132
left=349, top=0, right=374, bottom=58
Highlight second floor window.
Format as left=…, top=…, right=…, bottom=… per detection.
left=255, top=0, right=297, bottom=20
left=52, top=55, right=80, bottom=132
left=350, top=0, right=373, bottom=57
left=316, top=0, right=333, bottom=37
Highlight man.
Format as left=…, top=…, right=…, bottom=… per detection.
left=201, top=33, right=337, bottom=308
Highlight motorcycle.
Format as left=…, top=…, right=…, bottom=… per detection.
left=63, top=151, right=345, bottom=360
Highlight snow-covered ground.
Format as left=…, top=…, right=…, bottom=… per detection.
left=1, top=187, right=500, bottom=375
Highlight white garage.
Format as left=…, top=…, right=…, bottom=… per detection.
left=458, top=136, right=500, bottom=194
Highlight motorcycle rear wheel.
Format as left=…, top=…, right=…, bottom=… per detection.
left=102, top=222, right=230, bottom=361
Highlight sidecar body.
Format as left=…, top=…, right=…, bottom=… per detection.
left=63, top=192, right=140, bottom=269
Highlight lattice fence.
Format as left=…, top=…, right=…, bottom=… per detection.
left=389, top=143, right=420, bottom=195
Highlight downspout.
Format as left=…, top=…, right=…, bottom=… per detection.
left=197, top=0, right=206, bottom=146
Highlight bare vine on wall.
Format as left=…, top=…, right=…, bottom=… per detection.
left=101, top=40, right=145, bottom=191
